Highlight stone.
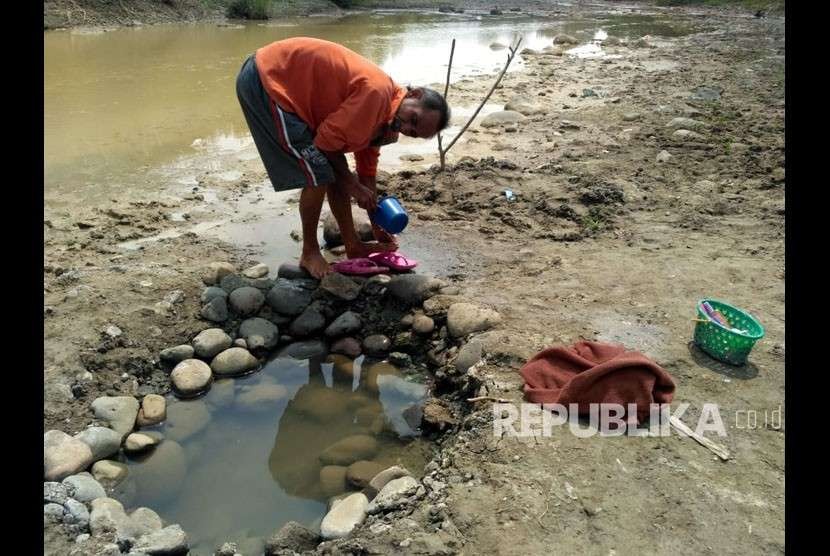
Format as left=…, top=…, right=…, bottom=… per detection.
left=324, top=311, right=362, bottom=337
left=387, top=275, right=442, bottom=306
left=234, top=338, right=248, bottom=349
left=319, top=465, right=348, bottom=497
left=239, top=317, right=280, bottom=351
left=220, top=273, right=253, bottom=294
left=125, top=507, right=164, bottom=541
left=447, top=303, right=501, bottom=337
left=201, top=262, right=235, bottom=286
left=320, top=272, right=361, bottom=301
left=137, top=394, right=166, bottom=427
left=504, top=98, right=544, bottom=116
left=129, top=441, right=187, bottom=504
left=622, top=112, right=641, bottom=122
left=229, top=286, right=265, bottom=316
left=200, top=287, right=227, bottom=305
left=165, top=401, right=211, bottom=442
left=690, top=85, right=722, bottom=101
left=74, top=427, right=121, bottom=461
left=265, top=521, right=320, bottom=555
left=211, top=347, right=259, bottom=377
left=672, top=129, right=706, bottom=141
left=124, top=433, right=160, bottom=453
left=62, top=472, right=106, bottom=503
left=480, top=110, right=526, bottom=128
left=455, top=341, right=483, bottom=373
left=236, top=383, right=288, bottom=411
left=279, top=340, right=328, bottom=359
left=553, top=34, right=578, bottom=45
left=346, top=461, right=386, bottom=489
left=400, top=314, right=414, bottom=327
left=319, top=435, right=378, bottom=466
left=242, top=263, right=269, bottom=279
left=323, top=206, right=373, bottom=246
left=192, top=328, right=232, bottom=358
left=267, top=278, right=314, bottom=316
left=320, top=492, right=369, bottom=540
left=423, top=294, right=461, bottom=317
left=201, top=296, right=229, bottom=322
left=412, top=315, right=436, bottom=335
left=44, top=502, right=65, bottom=521
left=288, top=306, right=327, bottom=337
left=422, top=399, right=458, bottom=431
left=91, top=396, right=140, bottom=439
left=277, top=262, right=314, bottom=280
left=159, top=345, right=194, bottom=364
left=367, top=466, right=412, bottom=494
left=331, top=337, right=362, bottom=358
left=367, top=476, right=420, bottom=514
left=131, top=524, right=189, bottom=554
left=656, top=150, right=673, bottom=163
left=667, top=117, right=708, bottom=130
left=171, top=359, right=212, bottom=397
left=91, top=460, right=129, bottom=487
left=45, top=481, right=72, bottom=505
left=89, top=497, right=128, bottom=536
left=63, top=498, right=90, bottom=527
left=206, top=379, right=236, bottom=409
left=363, top=335, right=391, bottom=356
left=389, top=352, right=412, bottom=367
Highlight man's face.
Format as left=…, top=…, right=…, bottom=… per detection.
left=394, top=92, right=442, bottom=139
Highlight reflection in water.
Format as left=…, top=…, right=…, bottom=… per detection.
left=116, top=351, right=428, bottom=555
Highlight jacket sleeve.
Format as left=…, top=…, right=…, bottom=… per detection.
left=353, top=147, right=380, bottom=178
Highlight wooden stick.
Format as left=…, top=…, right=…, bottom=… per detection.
left=437, top=38, right=456, bottom=171
left=467, top=396, right=512, bottom=403
left=669, top=415, right=731, bottom=461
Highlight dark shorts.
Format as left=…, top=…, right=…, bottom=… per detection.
left=235, top=54, right=335, bottom=191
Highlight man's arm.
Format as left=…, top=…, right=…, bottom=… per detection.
left=320, top=150, right=376, bottom=212
left=358, top=173, right=399, bottom=248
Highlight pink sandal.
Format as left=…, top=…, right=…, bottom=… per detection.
left=330, top=258, right=389, bottom=276
left=368, top=251, right=418, bottom=271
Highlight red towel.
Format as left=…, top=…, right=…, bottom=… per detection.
left=519, top=341, right=676, bottom=422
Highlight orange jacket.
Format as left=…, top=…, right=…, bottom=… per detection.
left=255, top=37, right=405, bottom=177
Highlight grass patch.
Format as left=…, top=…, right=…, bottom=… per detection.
left=580, top=206, right=614, bottom=236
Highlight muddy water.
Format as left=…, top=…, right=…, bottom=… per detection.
left=44, top=10, right=695, bottom=201
left=115, top=352, right=429, bottom=555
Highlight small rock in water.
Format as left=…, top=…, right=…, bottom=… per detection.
left=236, top=383, right=288, bottom=411
left=553, top=34, right=578, bottom=45
left=192, top=328, right=233, bottom=358
left=320, top=492, right=369, bottom=540
left=277, top=263, right=314, bottom=281
left=363, top=335, right=391, bottom=356
left=367, top=465, right=412, bottom=495
left=170, top=359, right=212, bottom=397
left=319, top=465, right=348, bottom=497
left=160, top=344, right=195, bottom=364
left=242, top=263, right=269, bottom=279
left=131, top=524, right=189, bottom=554
left=124, top=433, right=160, bottom=453
left=319, top=435, right=378, bottom=466
left=330, top=337, right=361, bottom=358
left=165, top=401, right=211, bottom=442
left=210, top=347, right=260, bottom=377
left=44, top=430, right=95, bottom=481
left=656, top=150, right=673, bottom=163
left=137, top=394, right=167, bottom=427
left=279, top=340, right=329, bottom=360
left=229, top=286, right=265, bottom=316
left=201, top=262, right=236, bottom=286
left=91, top=460, right=128, bottom=487
left=346, top=461, right=386, bottom=489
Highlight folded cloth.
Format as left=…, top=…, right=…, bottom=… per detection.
left=518, top=340, right=676, bottom=422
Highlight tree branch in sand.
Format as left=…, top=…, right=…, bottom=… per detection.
left=438, top=36, right=523, bottom=171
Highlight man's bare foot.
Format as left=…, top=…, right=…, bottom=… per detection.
left=299, top=250, right=331, bottom=279
left=344, top=240, right=397, bottom=259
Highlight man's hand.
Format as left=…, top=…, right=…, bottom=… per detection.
left=345, top=178, right=376, bottom=212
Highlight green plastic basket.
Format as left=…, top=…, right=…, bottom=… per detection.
left=693, top=299, right=765, bottom=366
